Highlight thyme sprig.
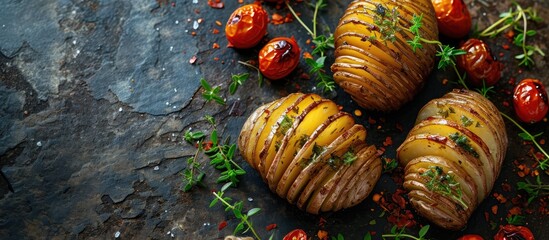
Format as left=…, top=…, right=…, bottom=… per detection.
left=210, top=182, right=261, bottom=240
left=382, top=225, right=431, bottom=240
left=238, top=60, right=264, bottom=87
left=205, top=118, right=246, bottom=186
left=500, top=112, right=549, bottom=171
left=517, top=175, right=549, bottom=204
left=286, top=0, right=336, bottom=92
left=506, top=214, right=526, bottom=225
left=181, top=131, right=206, bottom=192
left=200, top=78, right=226, bottom=105
left=477, top=3, right=544, bottom=67
left=229, top=73, right=249, bottom=95
left=421, top=166, right=467, bottom=209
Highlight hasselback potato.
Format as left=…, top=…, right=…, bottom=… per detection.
left=397, top=89, right=508, bottom=230
left=238, top=93, right=382, bottom=214
left=331, top=0, right=438, bottom=111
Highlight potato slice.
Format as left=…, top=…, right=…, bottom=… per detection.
left=257, top=94, right=327, bottom=177
left=304, top=144, right=369, bottom=214
left=287, top=125, right=366, bottom=204
left=408, top=117, right=496, bottom=187
left=316, top=145, right=378, bottom=213
left=238, top=103, right=270, bottom=168
left=397, top=133, right=488, bottom=199
left=335, top=149, right=382, bottom=211
left=242, top=97, right=287, bottom=169
left=253, top=93, right=303, bottom=170
left=276, top=112, right=355, bottom=197
left=266, top=99, right=340, bottom=190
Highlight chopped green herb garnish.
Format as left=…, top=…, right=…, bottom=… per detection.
left=422, top=166, right=467, bottom=209
left=449, top=132, right=479, bottom=158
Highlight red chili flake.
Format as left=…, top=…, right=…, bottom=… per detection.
left=191, top=31, right=197, bottom=36
left=318, top=217, right=327, bottom=228
left=303, top=52, right=313, bottom=59
left=189, top=55, right=197, bottom=64
left=502, top=183, right=512, bottom=192
left=506, top=30, right=515, bottom=39
left=265, top=223, right=277, bottom=231
left=491, top=205, right=498, bottom=215
left=484, top=211, right=490, bottom=222
left=238, top=0, right=243, bottom=3
left=212, top=43, right=220, bottom=49
left=284, top=13, right=293, bottom=23
left=502, top=101, right=510, bottom=107
left=442, top=78, right=449, bottom=85
left=213, top=57, right=220, bottom=61
left=508, top=206, right=522, bottom=216
left=218, top=220, right=228, bottom=231
left=383, top=136, right=393, bottom=147
left=207, top=0, right=224, bottom=9
left=202, top=140, right=213, bottom=151
left=300, top=73, right=310, bottom=80
left=499, top=52, right=504, bottom=58
left=271, top=13, right=284, bottom=25
left=212, top=28, right=220, bottom=34
left=503, top=44, right=510, bottom=50
left=368, top=117, right=376, bottom=125
left=317, top=230, right=328, bottom=240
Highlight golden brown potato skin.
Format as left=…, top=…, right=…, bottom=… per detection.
left=397, top=89, right=508, bottom=230
left=238, top=93, right=382, bottom=214
left=331, top=0, right=438, bottom=111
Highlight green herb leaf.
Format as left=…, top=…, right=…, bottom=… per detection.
left=247, top=208, right=261, bottom=217
left=418, top=225, right=430, bottom=238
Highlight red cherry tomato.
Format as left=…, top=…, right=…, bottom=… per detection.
left=225, top=3, right=269, bottom=49
left=283, top=229, right=307, bottom=240
left=513, top=78, right=549, bottom=123
left=259, top=37, right=301, bottom=80
left=456, top=38, right=502, bottom=87
left=494, top=225, right=535, bottom=240
left=431, top=0, right=472, bottom=38
left=457, top=234, right=484, bottom=240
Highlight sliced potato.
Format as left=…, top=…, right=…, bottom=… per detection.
left=332, top=0, right=438, bottom=111
left=288, top=125, right=367, bottom=204
left=397, top=89, right=508, bottom=230
left=266, top=99, right=339, bottom=190
left=239, top=93, right=381, bottom=214
left=276, top=112, right=355, bottom=197
left=257, top=94, right=327, bottom=177
left=397, top=133, right=488, bottom=199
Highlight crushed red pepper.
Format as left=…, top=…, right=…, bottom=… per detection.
left=207, top=0, right=224, bottom=9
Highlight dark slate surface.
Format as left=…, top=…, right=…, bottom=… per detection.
left=0, top=0, right=548, bottom=239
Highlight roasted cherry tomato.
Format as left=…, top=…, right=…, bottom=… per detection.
left=431, top=0, right=472, bottom=38
left=283, top=229, right=307, bottom=240
left=225, top=3, right=268, bottom=49
left=494, top=225, right=535, bottom=240
left=457, top=234, right=484, bottom=240
left=513, top=78, right=549, bottom=123
left=259, top=37, right=301, bottom=80
left=457, top=38, right=502, bottom=87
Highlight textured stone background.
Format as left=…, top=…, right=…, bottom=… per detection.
left=0, top=0, right=548, bottom=239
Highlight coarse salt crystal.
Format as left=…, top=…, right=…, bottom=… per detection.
left=193, top=21, right=199, bottom=30
left=115, top=231, right=120, bottom=238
